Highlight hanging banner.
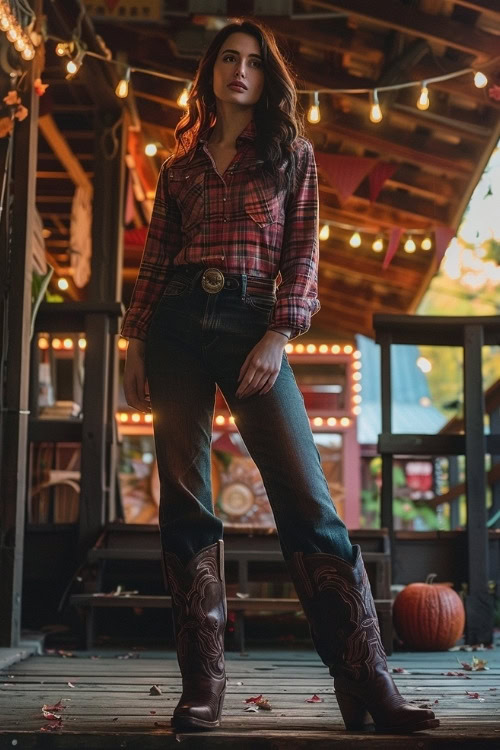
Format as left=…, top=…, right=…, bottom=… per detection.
left=434, top=226, right=456, bottom=266
left=382, top=227, right=404, bottom=270
left=315, top=153, right=376, bottom=204
left=369, top=161, right=397, bottom=203
left=84, top=1, right=162, bottom=21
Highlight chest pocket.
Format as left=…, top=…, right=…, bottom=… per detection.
left=242, top=165, right=285, bottom=228
left=168, top=167, right=206, bottom=232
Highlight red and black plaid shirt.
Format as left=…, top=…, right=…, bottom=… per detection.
left=121, top=118, right=320, bottom=341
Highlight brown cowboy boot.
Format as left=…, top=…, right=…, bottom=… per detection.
left=162, top=540, right=227, bottom=730
left=287, top=544, right=440, bottom=733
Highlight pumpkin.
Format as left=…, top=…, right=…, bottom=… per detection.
left=393, top=573, right=465, bottom=650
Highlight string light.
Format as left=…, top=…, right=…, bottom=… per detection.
left=369, top=89, right=382, bottom=123
left=421, top=236, right=432, bottom=251
left=177, top=81, right=193, bottom=108
left=404, top=236, right=416, bottom=253
left=319, top=223, right=330, bottom=241
left=46, top=31, right=496, bottom=124
left=115, top=66, right=131, bottom=99
left=57, top=277, right=69, bottom=290
left=417, top=82, right=430, bottom=111
left=473, top=71, right=488, bottom=88
left=0, top=1, right=35, bottom=60
left=372, top=236, right=384, bottom=252
left=66, top=48, right=85, bottom=79
left=145, top=142, right=158, bottom=156
left=307, top=91, right=321, bottom=124
left=349, top=231, right=362, bottom=248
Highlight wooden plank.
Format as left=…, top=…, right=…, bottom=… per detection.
left=310, top=0, right=500, bottom=61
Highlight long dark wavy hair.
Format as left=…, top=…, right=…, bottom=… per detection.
left=171, top=19, right=305, bottom=194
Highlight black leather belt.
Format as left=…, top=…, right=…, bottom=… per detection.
left=174, top=265, right=276, bottom=296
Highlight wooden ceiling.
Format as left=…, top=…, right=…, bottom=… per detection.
left=37, top=0, right=500, bottom=340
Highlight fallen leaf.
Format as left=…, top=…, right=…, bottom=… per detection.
left=40, top=722, right=62, bottom=732
left=67, top=682, right=76, bottom=688
left=306, top=694, right=323, bottom=703
left=112, top=717, right=118, bottom=722
left=42, top=711, right=62, bottom=721
left=459, top=657, right=489, bottom=671
left=149, top=685, right=162, bottom=695
left=244, top=694, right=263, bottom=704
left=42, top=700, right=64, bottom=712
left=465, top=691, right=483, bottom=699
left=255, top=698, right=272, bottom=711
left=441, top=670, right=471, bottom=678
left=391, top=667, right=410, bottom=674
left=3, top=90, right=20, bottom=106
left=244, top=705, right=259, bottom=712
left=150, top=711, right=157, bottom=715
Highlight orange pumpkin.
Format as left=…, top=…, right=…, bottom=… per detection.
left=393, top=574, right=465, bottom=650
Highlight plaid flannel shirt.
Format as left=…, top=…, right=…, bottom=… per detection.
left=121, top=118, right=320, bottom=341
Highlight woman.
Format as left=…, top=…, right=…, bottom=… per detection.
left=122, top=19, right=439, bottom=735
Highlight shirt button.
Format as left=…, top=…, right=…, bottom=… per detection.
left=223, top=218, right=228, bottom=222
left=223, top=197, right=227, bottom=201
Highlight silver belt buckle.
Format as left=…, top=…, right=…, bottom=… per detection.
left=201, top=268, right=225, bottom=294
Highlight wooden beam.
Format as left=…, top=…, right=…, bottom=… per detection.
left=450, top=0, right=500, bottom=18
left=38, top=115, right=93, bottom=193
left=319, top=247, right=422, bottom=289
left=307, top=0, right=500, bottom=62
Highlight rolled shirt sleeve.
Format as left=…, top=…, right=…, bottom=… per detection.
left=120, top=157, right=182, bottom=340
left=268, top=137, right=321, bottom=340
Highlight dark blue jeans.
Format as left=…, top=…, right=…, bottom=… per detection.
left=145, top=265, right=354, bottom=567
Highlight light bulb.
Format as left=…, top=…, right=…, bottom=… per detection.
left=404, top=236, right=416, bottom=253
left=0, top=16, right=9, bottom=31
left=55, top=42, right=67, bottom=56
left=369, top=90, right=382, bottom=123
left=474, top=71, right=487, bottom=88
left=176, top=81, right=192, bottom=108
left=6, top=27, right=17, bottom=42
left=319, top=223, right=330, bottom=241
left=421, top=236, right=432, bottom=251
left=115, top=66, right=130, bottom=98
left=14, top=36, right=25, bottom=51
left=349, top=231, right=362, bottom=248
left=57, top=277, right=69, bottom=290
left=307, top=91, right=321, bottom=124
left=65, top=50, right=84, bottom=78
left=145, top=142, right=158, bottom=156
left=417, top=84, right=429, bottom=111
left=21, top=45, right=34, bottom=60
left=372, top=237, right=384, bottom=252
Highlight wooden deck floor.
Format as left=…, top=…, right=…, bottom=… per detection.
left=0, top=640, right=499, bottom=748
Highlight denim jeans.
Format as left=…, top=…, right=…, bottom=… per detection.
left=145, top=265, right=354, bottom=567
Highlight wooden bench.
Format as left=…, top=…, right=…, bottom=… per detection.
left=70, top=593, right=394, bottom=656
left=70, top=525, right=393, bottom=654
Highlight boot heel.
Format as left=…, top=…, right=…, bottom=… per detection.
left=335, top=691, right=374, bottom=731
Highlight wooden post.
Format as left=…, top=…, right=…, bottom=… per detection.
left=463, top=325, right=493, bottom=644
left=0, top=61, right=39, bottom=646
left=379, top=332, right=394, bottom=568
left=489, top=408, right=500, bottom=528
left=448, top=455, right=460, bottom=529
left=78, top=110, right=125, bottom=550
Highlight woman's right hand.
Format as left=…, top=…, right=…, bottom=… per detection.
left=123, top=338, right=151, bottom=412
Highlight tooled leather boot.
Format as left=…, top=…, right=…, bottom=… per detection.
left=162, top=539, right=227, bottom=730
left=287, top=544, right=440, bottom=733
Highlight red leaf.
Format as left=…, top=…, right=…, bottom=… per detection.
left=305, top=694, right=323, bottom=703
left=245, top=694, right=263, bottom=703
left=42, top=711, right=62, bottom=721
left=42, top=700, right=64, bottom=712
left=40, top=722, right=62, bottom=732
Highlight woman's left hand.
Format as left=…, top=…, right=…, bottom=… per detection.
left=236, top=330, right=289, bottom=398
